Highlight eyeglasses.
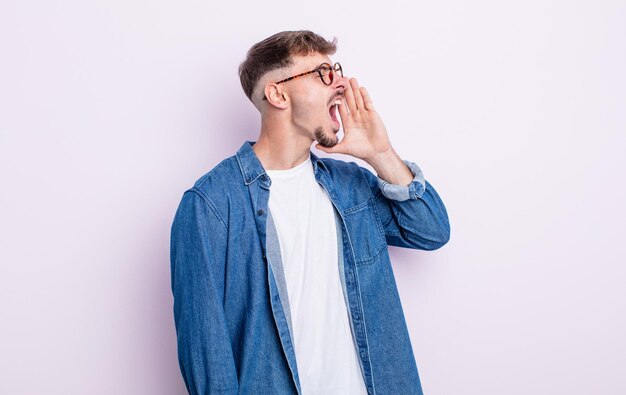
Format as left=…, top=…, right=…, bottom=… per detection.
left=262, top=62, right=343, bottom=101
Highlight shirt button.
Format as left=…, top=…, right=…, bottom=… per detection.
left=257, top=209, right=265, bottom=216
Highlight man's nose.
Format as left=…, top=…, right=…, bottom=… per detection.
left=332, top=73, right=348, bottom=91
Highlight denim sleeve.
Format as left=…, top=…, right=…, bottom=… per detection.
left=170, top=189, right=238, bottom=394
left=360, top=160, right=451, bottom=250
left=377, top=159, right=426, bottom=201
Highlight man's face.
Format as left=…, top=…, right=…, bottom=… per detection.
left=282, top=54, right=346, bottom=148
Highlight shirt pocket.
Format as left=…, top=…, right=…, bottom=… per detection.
left=343, top=198, right=387, bottom=266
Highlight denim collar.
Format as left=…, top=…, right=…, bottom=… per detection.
left=236, top=140, right=328, bottom=185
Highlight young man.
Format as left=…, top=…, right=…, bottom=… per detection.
left=170, top=30, right=450, bottom=395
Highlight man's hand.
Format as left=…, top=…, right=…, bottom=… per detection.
left=316, top=77, right=414, bottom=186
left=315, top=77, right=392, bottom=161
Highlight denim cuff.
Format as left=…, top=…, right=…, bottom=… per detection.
left=377, top=159, right=426, bottom=201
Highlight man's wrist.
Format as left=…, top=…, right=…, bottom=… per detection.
left=377, top=159, right=426, bottom=201
left=366, top=147, right=414, bottom=186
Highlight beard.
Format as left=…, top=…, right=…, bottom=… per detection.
left=314, top=126, right=338, bottom=148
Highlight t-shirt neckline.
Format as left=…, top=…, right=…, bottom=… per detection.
left=265, top=155, right=312, bottom=179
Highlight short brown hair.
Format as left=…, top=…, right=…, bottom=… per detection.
left=238, top=30, right=338, bottom=104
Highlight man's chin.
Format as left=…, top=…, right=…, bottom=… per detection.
left=317, top=137, right=338, bottom=149
left=314, top=126, right=338, bottom=148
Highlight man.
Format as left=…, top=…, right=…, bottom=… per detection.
left=170, top=30, right=450, bottom=395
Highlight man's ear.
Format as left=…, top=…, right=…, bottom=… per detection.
left=264, top=84, right=288, bottom=108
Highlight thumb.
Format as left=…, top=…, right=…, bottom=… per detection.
left=315, top=142, right=343, bottom=153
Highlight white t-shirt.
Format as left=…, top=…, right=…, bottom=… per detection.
left=266, top=155, right=368, bottom=395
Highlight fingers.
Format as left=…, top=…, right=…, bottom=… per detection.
left=343, top=77, right=357, bottom=114
left=343, top=77, right=369, bottom=114
left=350, top=78, right=365, bottom=111
left=359, top=86, right=375, bottom=111
left=337, top=94, right=349, bottom=122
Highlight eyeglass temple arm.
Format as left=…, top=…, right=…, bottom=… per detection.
left=262, top=63, right=340, bottom=100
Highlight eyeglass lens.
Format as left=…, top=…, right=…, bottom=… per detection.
left=320, top=63, right=343, bottom=85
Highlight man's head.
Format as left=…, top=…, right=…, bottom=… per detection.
left=238, top=30, right=347, bottom=148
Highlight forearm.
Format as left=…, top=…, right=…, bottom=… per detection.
left=381, top=179, right=450, bottom=250
left=364, top=146, right=414, bottom=186
left=359, top=158, right=450, bottom=250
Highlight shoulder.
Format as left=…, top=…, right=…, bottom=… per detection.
left=319, top=156, right=377, bottom=188
left=180, top=155, right=243, bottom=217
left=192, top=155, right=240, bottom=194
left=319, top=156, right=367, bottom=177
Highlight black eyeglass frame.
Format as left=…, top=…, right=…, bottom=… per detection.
left=262, top=62, right=343, bottom=101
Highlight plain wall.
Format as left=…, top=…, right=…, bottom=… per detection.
left=1, top=0, right=624, bottom=393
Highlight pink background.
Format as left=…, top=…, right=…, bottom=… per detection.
left=1, top=1, right=624, bottom=393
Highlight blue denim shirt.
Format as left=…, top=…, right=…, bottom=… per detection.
left=170, top=140, right=450, bottom=395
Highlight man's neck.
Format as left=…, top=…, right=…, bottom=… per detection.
left=252, top=118, right=313, bottom=171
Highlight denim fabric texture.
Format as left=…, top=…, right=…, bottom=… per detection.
left=170, top=140, right=450, bottom=395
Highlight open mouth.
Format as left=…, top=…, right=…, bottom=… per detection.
left=329, top=104, right=339, bottom=123
left=328, top=97, right=342, bottom=123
